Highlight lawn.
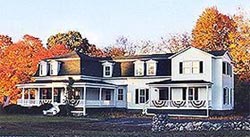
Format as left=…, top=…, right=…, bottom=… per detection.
left=0, top=114, right=250, bottom=137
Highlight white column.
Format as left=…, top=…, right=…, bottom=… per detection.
left=22, top=88, right=25, bottom=104
left=113, top=88, right=117, bottom=106
left=99, top=88, right=102, bottom=100
left=51, top=87, right=54, bottom=103
left=37, top=88, right=40, bottom=105
left=168, top=87, right=171, bottom=100
left=83, top=86, right=87, bottom=116
left=186, top=87, right=189, bottom=108
left=206, top=85, right=209, bottom=117
left=28, top=89, right=31, bottom=105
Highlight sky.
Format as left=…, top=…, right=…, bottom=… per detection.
left=0, top=0, right=250, bottom=48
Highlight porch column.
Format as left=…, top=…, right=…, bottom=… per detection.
left=83, top=86, right=86, bottom=116
left=168, top=87, right=171, bottom=100
left=99, top=88, right=102, bottom=106
left=113, top=88, right=117, bottom=106
left=52, top=86, right=54, bottom=103
left=206, top=85, right=209, bottom=117
left=22, top=88, right=25, bottom=104
left=186, top=86, right=189, bottom=108
left=37, top=88, right=40, bottom=105
left=28, top=89, right=31, bottom=104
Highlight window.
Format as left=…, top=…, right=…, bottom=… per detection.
left=134, top=60, right=144, bottom=76
left=50, top=61, right=60, bottom=76
left=102, top=61, right=113, bottom=77
left=118, top=89, right=123, bottom=101
left=135, top=88, right=149, bottom=104
left=181, top=61, right=202, bottom=74
left=188, top=88, right=199, bottom=100
left=223, top=88, right=230, bottom=105
left=222, top=61, right=232, bottom=77
left=159, top=88, right=171, bottom=100
left=39, top=61, right=48, bottom=76
left=146, top=60, right=157, bottom=75
left=105, top=91, right=111, bottom=100
left=105, top=66, right=111, bottom=76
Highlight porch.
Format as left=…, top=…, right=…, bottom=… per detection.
left=17, top=80, right=118, bottom=109
left=144, top=80, right=213, bottom=116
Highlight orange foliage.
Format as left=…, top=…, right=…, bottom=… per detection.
left=0, top=35, right=70, bottom=104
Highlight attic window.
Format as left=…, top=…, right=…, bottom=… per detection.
left=102, top=61, right=113, bottom=77
left=39, top=61, right=48, bottom=76
left=146, top=60, right=157, bottom=75
left=50, top=60, right=60, bottom=76
left=134, top=60, right=144, bottom=76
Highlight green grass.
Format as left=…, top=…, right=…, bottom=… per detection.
left=0, top=114, right=249, bottom=137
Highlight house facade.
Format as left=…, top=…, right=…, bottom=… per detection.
left=16, top=47, right=234, bottom=116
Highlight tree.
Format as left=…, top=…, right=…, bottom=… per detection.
left=0, top=35, right=13, bottom=52
left=103, top=46, right=126, bottom=57
left=192, top=7, right=236, bottom=51
left=0, top=35, right=70, bottom=104
left=47, top=31, right=91, bottom=53
left=159, top=33, right=191, bottom=53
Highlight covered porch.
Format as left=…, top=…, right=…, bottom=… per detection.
left=147, top=80, right=212, bottom=110
left=16, top=80, right=118, bottom=108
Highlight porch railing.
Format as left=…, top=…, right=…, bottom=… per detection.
left=149, top=100, right=210, bottom=109
left=76, top=100, right=115, bottom=107
left=17, top=99, right=40, bottom=106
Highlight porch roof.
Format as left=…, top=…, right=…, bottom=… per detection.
left=147, top=80, right=212, bottom=85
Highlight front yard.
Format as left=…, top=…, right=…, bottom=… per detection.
left=0, top=114, right=250, bottom=137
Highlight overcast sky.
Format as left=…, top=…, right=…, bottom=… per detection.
left=0, top=0, right=249, bottom=48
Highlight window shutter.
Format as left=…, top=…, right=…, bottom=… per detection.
left=222, top=62, right=226, bottom=74
left=146, top=89, right=149, bottom=101
left=194, top=88, right=199, bottom=100
left=135, top=89, right=139, bottom=104
left=182, top=88, right=186, bottom=100
left=199, top=61, right=203, bottom=73
left=179, top=62, right=183, bottom=74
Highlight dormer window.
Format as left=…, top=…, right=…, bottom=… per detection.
left=146, top=59, right=157, bottom=75
left=102, top=61, right=113, bottom=77
left=134, top=60, right=144, bottom=76
left=50, top=60, right=60, bottom=76
left=39, top=61, right=48, bottom=76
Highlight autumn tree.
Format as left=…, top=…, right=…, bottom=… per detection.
left=192, top=7, right=236, bottom=51
left=0, top=35, right=13, bottom=52
left=159, top=33, right=191, bottom=53
left=0, top=35, right=70, bottom=105
left=103, top=46, right=126, bottom=57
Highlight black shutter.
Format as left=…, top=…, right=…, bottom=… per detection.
left=182, top=88, right=186, bottom=100
left=223, top=62, right=226, bottom=74
left=135, top=89, right=139, bottom=104
left=146, top=89, right=149, bottom=101
left=195, top=88, right=199, bottom=100
left=179, top=62, right=183, bottom=74
left=199, top=61, right=203, bottom=73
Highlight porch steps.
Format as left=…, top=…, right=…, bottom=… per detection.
left=71, top=106, right=86, bottom=116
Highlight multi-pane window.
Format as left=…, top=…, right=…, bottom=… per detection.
left=134, top=61, right=144, bottom=76
left=50, top=61, right=60, bottom=76
left=39, top=61, right=48, bottom=76
left=180, top=61, right=203, bottom=74
left=222, top=62, right=232, bottom=77
left=118, top=89, right=123, bottom=101
left=146, top=60, right=157, bottom=75
left=184, top=87, right=199, bottom=100
left=105, top=66, right=111, bottom=76
left=135, top=88, right=149, bottom=104
left=102, top=61, right=113, bottom=77
left=105, top=91, right=111, bottom=100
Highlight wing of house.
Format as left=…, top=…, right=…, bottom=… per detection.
left=16, top=46, right=234, bottom=116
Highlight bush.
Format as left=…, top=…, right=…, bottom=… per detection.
left=3, top=104, right=53, bottom=115
left=57, top=105, right=74, bottom=116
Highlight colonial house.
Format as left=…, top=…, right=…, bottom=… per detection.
left=16, top=46, right=234, bottom=116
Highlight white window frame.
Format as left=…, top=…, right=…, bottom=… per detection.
left=139, top=89, right=146, bottom=103
left=182, top=61, right=200, bottom=74
left=146, top=59, right=157, bottom=75
left=222, top=61, right=232, bottom=77
left=223, top=87, right=230, bottom=105
left=102, top=61, right=113, bottom=77
left=134, top=60, right=144, bottom=76
left=50, top=60, right=60, bottom=76
left=39, top=61, right=48, bottom=76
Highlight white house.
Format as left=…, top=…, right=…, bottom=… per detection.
left=16, top=47, right=234, bottom=116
